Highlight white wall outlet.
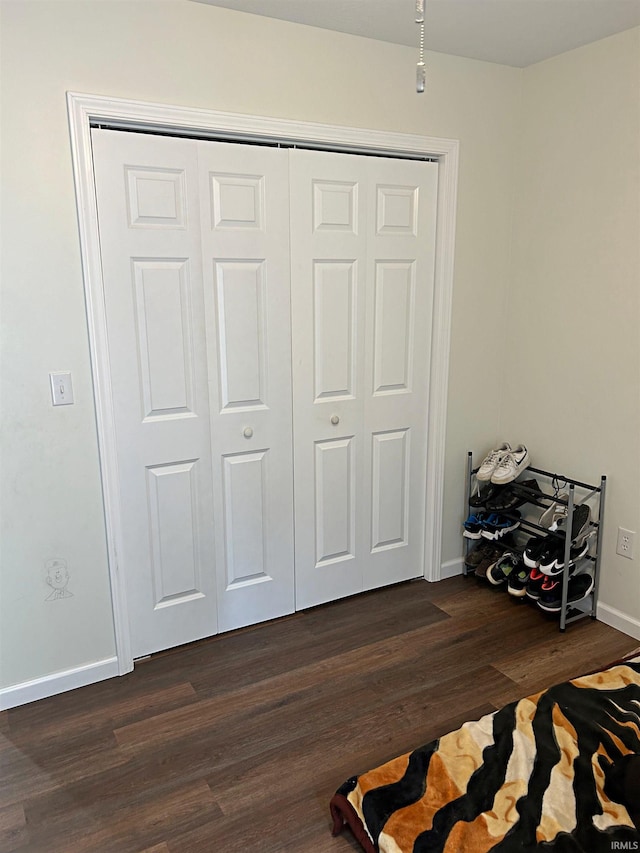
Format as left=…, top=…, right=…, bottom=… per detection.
left=616, top=527, right=635, bottom=560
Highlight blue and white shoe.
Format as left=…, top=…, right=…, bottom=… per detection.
left=480, top=511, right=521, bottom=541
left=463, top=512, right=487, bottom=539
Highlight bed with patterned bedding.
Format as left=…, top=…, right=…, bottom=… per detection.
left=330, top=654, right=640, bottom=852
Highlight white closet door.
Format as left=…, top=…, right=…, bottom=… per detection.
left=363, top=154, right=438, bottom=591
left=197, top=141, right=295, bottom=633
left=289, top=150, right=368, bottom=608
left=92, top=129, right=295, bottom=656
left=290, top=149, right=438, bottom=609
left=92, top=129, right=218, bottom=657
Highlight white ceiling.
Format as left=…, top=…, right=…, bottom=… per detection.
left=192, top=0, right=640, bottom=67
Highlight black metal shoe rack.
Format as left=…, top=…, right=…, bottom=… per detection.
left=464, top=451, right=606, bottom=632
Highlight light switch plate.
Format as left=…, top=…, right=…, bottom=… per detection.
left=50, top=371, right=74, bottom=406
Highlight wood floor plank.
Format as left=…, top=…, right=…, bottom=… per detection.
left=0, top=732, right=129, bottom=812
left=206, top=700, right=498, bottom=822
left=1, top=576, right=636, bottom=853
left=0, top=804, right=28, bottom=852
left=0, top=713, right=10, bottom=737
left=22, top=780, right=220, bottom=853
left=6, top=682, right=198, bottom=746
left=490, top=617, right=638, bottom=706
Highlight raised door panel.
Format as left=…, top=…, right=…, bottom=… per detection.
left=313, top=260, right=357, bottom=401
left=370, top=429, right=410, bottom=552
left=132, top=259, right=196, bottom=419
left=222, top=450, right=269, bottom=586
left=214, top=259, right=267, bottom=411
left=314, top=437, right=356, bottom=566
left=125, top=166, right=187, bottom=228
left=146, top=460, right=204, bottom=605
left=372, top=261, right=415, bottom=396
left=210, top=172, right=264, bottom=229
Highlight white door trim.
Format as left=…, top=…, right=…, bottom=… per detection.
left=67, top=91, right=459, bottom=674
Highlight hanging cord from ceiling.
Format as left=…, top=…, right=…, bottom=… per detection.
left=416, top=0, right=426, bottom=93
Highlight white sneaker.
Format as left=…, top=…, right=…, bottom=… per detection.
left=539, top=493, right=569, bottom=529
left=476, top=442, right=512, bottom=481
left=491, top=444, right=530, bottom=485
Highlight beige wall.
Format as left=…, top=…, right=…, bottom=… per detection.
left=0, top=0, right=522, bottom=689
left=503, top=28, right=640, bottom=627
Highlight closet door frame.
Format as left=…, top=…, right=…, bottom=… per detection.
left=67, top=91, right=460, bottom=676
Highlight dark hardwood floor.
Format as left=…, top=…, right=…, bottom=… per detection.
left=1, top=575, right=637, bottom=852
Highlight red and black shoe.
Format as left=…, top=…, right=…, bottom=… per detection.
left=525, top=566, right=546, bottom=600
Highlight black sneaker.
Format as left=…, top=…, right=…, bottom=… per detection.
left=525, top=567, right=546, bottom=600
left=538, top=537, right=591, bottom=576
left=487, top=479, right=541, bottom=512
left=537, top=539, right=564, bottom=575
left=486, top=551, right=520, bottom=586
left=537, top=572, right=594, bottom=612
left=523, top=535, right=548, bottom=568
left=507, top=559, right=530, bottom=597
left=469, top=482, right=505, bottom=508
left=555, top=537, right=590, bottom=570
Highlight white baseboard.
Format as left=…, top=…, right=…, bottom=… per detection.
left=0, top=657, right=119, bottom=711
left=438, top=557, right=465, bottom=580
left=596, top=602, right=640, bottom=641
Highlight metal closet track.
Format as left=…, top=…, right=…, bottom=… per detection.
left=90, top=120, right=439, bottom=162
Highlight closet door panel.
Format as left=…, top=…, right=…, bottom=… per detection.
left=363, top=155, right=438, bottom=590
left=198, top=141, right=295, bottom=633
left=92, top=129, right=218, bottom=658
left=290, top=150, right=368, bottom=610
left=291, top=149, right=439, bottom=608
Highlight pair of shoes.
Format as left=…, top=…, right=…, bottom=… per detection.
left=486, top=478, right=540, bottom=511
left=486, top=551, right=521, bottom=586
left=468, top=481, right=505, bottom=508
left=463, top=511, right=521, bottom=541
left=476, top=443, right=530, bottom=484
left=469, top=479, right=541, bottom=512
left=523, top=497, right=592, bottom=575
left=464, top=539, right=497, bottom=569
left=528, top=560, right=578, bottom=599
left=484, top=550, right=530, bottom=596
left=537, top=572, right=594, bottom=612
left=522, top=492, right=573, bottom=565
left=537, top=537, right=591, bottom=577
left=474, top=544, right=508, bottom=579
left=464, top=536, right=516, bottom=573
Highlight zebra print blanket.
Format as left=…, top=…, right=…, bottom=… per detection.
left=330, top=655, right=640, bottom=852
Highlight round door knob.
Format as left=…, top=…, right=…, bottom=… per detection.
left=330, top=415, right=340, bottom=425
left=243, top=427, right=254, bottom=439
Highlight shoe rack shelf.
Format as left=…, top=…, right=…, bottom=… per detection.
left=464, top=451, right=606, bottom=632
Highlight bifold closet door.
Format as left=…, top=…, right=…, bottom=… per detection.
left=197, top=140, right=295, bottom=634
left=290, top=149, right=438, bottom=610
left=92, top=129, right=295, bottom=657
